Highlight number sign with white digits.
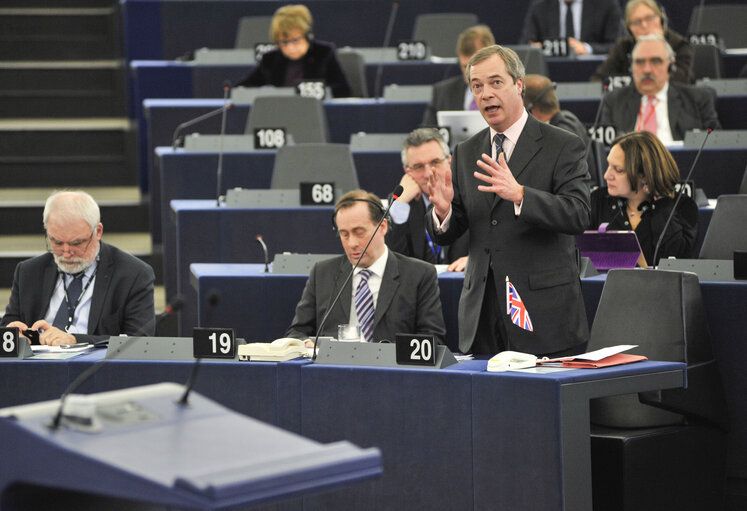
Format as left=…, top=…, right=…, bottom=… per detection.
left=397, top=41, right=427, bottom=60
left=253, top=128, right=286, bottom=149
left=193, top=327, right=236, bottom=359
left=396, top=333, right=436, bottom=366
left=301, top=182, right=335, bottom=205
left=0, top=327, right=19, bottom=358
left=296, top=80, right=326, bottom=100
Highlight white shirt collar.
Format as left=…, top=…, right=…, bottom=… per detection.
left=356, top=246, right=389, bottom=278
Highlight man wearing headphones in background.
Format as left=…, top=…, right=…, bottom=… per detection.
left=592, top=0, right=693, bottom=83
left=421, top=25, right=495, bottom=127
left=523, top=74, right=589, bottom=144
left=599, top=35, right=720, bottom=144
left=520, top=0, right=622, bottom=56
left=236, top=4, right=351, bottom=98
left=285, top=189, right=446, bottom=344
left=387, top=129, right=470, bottom=272
left=2, top=191, right=155, bottom=345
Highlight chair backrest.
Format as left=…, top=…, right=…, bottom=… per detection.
left=588, top=269, right=725, bottom=428
left=234, top=16, right=273, bottom=49
left=337, top=50, right=368, bottom=98
left=688, top=5, right=747, bottom=49
left=271, top=143, right=359, bottom=192
left=382, top=84, right=433, bottom=102
left=506, top=45, right=548, bottom=76
left=692, top=44, right=723, bottom=80
left=244, top=95, right=329, bottom=144
left=699, top=195, right=747, bottom=259
left=411, top=13, right=479, bottom=57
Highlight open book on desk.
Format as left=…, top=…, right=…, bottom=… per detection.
left=537, top=344, right=647, bottom=369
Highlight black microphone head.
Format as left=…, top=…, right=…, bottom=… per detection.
left=206, top=289, right=221, bottom=307
left=165, top=296, right=185, bottom=314
left=223, top=80, right=232, bottom=89
left=391, top=185, right=404, bottom=200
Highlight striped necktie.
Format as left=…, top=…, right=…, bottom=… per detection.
left=493, top=133, right=505, bottom=158
left=354, top=269, right=375, bottom=342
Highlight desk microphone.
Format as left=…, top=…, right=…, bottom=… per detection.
left=215, top=81, right=231, bottom=206
left=584, top=83, right=609, bottom=184
left=311, top=185, right=403, bottom=360
left=178, top=290, right=221, bottom=407
left=48, top=297, right=184, bottom=430
left=374, top=2, right=399, bottom=99
left=171, top=102, right=233, bottom=150
left=651, top=128, right=712, bottom=267
left=255, top=235, right=270, bottom=272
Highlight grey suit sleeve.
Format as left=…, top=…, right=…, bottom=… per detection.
left=414, top=264, right=446, bottom=345
left=285, top=265, right=320, bottom=339
left=520, top=134, right=591, bottom=234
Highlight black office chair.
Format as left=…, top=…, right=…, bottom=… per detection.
left=588, top=269, right=727, bottom=511
left=337, top=49, right=368, bottom=98
left=699, top=195, right=747, bottom=259
left=411, top=13, right=478, bottom=57
left=692, top=44, right=723, bottom=80
left=234, top=16, right=272, bottom=49
left=244, top=95, right=329, bottom=144
left=271, top=143, right=359, bottom=193
left=688, top=5, right=747, bottom=49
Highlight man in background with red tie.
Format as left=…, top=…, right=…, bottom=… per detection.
left=599, top=34, right=720, bottom=143
left=285, top=190, right=445, bottom=344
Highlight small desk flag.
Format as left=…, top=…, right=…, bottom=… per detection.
left=506, top=276, right=534, bottom=332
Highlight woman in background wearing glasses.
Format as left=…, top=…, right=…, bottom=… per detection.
left=236, top=4, right=351, bottom=98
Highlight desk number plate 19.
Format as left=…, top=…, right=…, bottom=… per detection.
left=396, top=333, right=436, bottom=366
left=193, top=327, right=236, bottom=359
left=253, top=127, right=286, bottom=149
left=0, top=327, right=20, bottom=358
left=300, top=182, right=335, bottom=205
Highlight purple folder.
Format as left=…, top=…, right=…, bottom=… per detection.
left=574, top=225, right=643, bottom=271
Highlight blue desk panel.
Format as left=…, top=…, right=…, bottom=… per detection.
left=0, top=349, right=684, bottom=510
left=170, top=201, right=342, bottom=337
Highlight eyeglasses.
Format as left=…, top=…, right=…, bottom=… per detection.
left=629, top=14, right=659, bottom=27
left=278, top=36, right=305, bottom=47
left=632, top=57, right=666, bottom=67
left=406, top=157, right=447, bottom=173
left=46, top=231, right=94, bottom=256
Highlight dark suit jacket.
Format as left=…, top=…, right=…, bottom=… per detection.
left=599, top=81, right=721, bottom=140
left=422, top=75, right=469, bottom=127
left=427, top=115, right=590, bottom=354
left=550, top=109, right=589, bottom=144
left=1, top=242, right=156, bottom=343
left=237, top=40, right=351, bottom=98
left=520, top=0, right=622, bottom=54
left=591, top=29, right=694, bottom=83
left=285, top=252, right=446, bottom=344
left=386, top=197, right=469, bottom=264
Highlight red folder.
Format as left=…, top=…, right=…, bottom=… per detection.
left=539, top=353, right=648, bottom=369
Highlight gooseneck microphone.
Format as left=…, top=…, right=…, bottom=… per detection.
left=255, top=235, right=270, bottom=273
left=215, top=81, right=232, bottom=206
left=178, top=290, right=221, bottom=407
left=651, top=128, right=712, bottom=267
left=48, top=297, right=184, bottom=430
left=374, top=2, right=399, bottom=99
left=311, top=185, right=403, bottom=360
left=171, top=103, right=234, bottom=150
left=584, top=83, right=609, bottom=184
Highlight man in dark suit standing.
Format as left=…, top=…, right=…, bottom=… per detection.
left=387, top=128, right=469, bottom=271
left=599, top=35, right=720, bottom=143
left=421, top=25, right=495, bottom=127
left=2, top=191, right=155, bottom=345
left=520, top=0, right=622, bottom=55
left=427, top=45, right=590, bottom=356
left=286, top=190, right=446, bottom=343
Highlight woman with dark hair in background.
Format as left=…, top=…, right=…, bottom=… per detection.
left=589, top=130, right=698, bottom=266
left=237, top=4, right=351, bottom=98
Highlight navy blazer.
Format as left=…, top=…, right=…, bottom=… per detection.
left=427, top=115, right=590, bottom=354
left=2, top=242, right=155, bottom=343
left=237, top=39, right=351, bottom=98
left=285, top=252, right=446, bottom=344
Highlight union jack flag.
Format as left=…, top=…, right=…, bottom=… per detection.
left=506, top=277, right=534, bottom=332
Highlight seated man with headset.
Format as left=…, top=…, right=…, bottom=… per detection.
left=599, top=34, right=720, bottom=144
left=285, top=189, right=446, bottom=344
left=236, top=3, right=351, bottom=98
